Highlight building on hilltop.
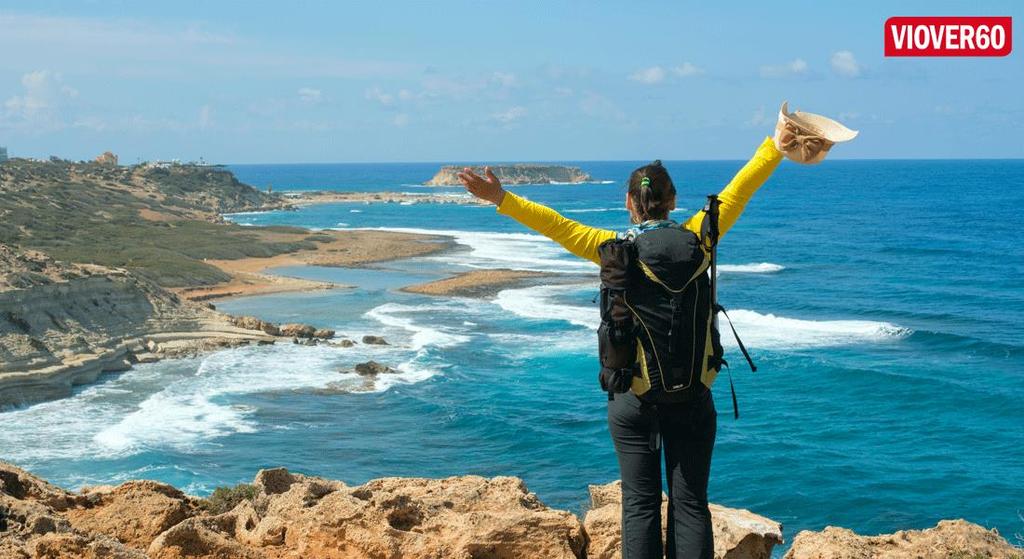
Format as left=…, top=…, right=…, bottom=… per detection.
left=95, top=151, right=118, bottom=166
left=0, top=146, right=8, bottom=162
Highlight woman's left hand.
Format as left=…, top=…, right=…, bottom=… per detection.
left=458, top=167, right=506, bottom=206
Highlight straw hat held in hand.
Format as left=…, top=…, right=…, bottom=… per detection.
left=773, top=102, right=858, bottom=164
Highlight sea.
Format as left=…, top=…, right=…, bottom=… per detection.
left=2, top=158, right=1022, bottom=552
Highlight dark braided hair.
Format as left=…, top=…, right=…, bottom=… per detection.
left=627, top=160, right=676, bottom=223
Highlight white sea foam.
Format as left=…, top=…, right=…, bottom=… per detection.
left=91, top=345, right=344, bottom=454
left=339, top=226, right=597, bottom=274
left=364, top=302, right=471, bottom=349
left=350, top=209, right=363, bottom=213
left=718, top=262, right=786, bottom=274
left=719, top=309, right=910, bottom=349
left=493, top=284, right=599, bottom=329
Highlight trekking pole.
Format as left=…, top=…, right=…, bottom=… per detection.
left=705, top=195, right=721, bottom=306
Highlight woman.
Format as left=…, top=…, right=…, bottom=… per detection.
left=457, top=106, right=853, bottom=557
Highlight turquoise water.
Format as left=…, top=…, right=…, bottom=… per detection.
left=2, top=158, right=1022, bottom=550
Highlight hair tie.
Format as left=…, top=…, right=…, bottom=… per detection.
left=640, top=177, right=651, bottom=188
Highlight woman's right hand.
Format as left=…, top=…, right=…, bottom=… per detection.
left=458, top=167, right=506, bottom=206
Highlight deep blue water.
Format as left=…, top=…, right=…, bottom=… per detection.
left=2, top=157, right=1022, bottom=551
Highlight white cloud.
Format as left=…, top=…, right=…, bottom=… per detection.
left=3, top=70, right=80, bottom=130
left=553, top=86, right=574, bottom=97
left=759, top=59, right=808, bottom=78
left=298, top=87, right=322, bottom=103
left=365, top=87, right=395, bottom=106
left=629, top=66, right=666, bottom=84
left=491, top=72, right=517, bottom=88
left=491, top=106, right=528, bottom=124
left=830, top=50, right=861, bottom=78
left=673, top=62, right=704, bottom=77
left=393, top=113, right=410, bottom=127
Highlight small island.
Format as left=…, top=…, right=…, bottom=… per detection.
left=425, top=164, right=593, bottom=186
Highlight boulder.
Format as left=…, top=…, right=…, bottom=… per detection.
left=353, top=361, right=397, bottom=377
left=29, top=532, right=148, bottom=559
left=233, top=470, right=585, bottom=559
left=582, top=481, right=783, bottom=559
left=253, top=468, right=295, bottom=496
left=229, top=316, right=280, bottom=336
left=0, top=462, right=147, bottom=559
left=147, top=517, right=264, bottom=559
left=784, top=519, right=1021, bottom=559
left=313, top=328, right=335, bottom=339
left=0, top=461, right=79, bottom=511
left=361, top=335, right=389, bottom=345
left=66, top=480, right=195, bottom=550
left=336, top=339, right=356, bottom=348
left=279, top=323, right=316, bottom=338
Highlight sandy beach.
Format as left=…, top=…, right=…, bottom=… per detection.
left=401, top=269, right=553, bottom=298
left=175, top=229, right=455, bottom=301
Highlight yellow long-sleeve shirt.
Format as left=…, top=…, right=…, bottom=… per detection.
left=496, top=137, right=783, bottom=264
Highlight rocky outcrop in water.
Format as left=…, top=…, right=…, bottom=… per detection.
left=425, top=164, right=593, bottom=186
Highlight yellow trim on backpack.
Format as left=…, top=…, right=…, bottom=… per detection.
left=631, top=343, right=652, bottom=395
left=700, top=305, right=719, bottom=389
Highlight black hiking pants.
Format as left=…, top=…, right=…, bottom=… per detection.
left=607, top=388, right=717, bottom=559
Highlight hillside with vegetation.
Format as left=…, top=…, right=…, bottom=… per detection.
left=0, top=159, right=323, bottom=287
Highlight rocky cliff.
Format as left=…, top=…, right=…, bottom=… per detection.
left=1, top=462, right=1018, bottom=559
left=424, top=164, right=593, bottom=186
left=0, top=244, right=327, bottom=409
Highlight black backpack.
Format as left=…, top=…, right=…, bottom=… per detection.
left=597, top=195, right=756, bottom=415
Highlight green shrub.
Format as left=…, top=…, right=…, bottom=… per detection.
left=200, top=483, right=259, bottom=514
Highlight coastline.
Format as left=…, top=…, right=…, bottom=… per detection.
left=0, top=225, right=454, bottom=408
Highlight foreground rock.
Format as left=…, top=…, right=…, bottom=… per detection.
left=583, top=481, right=784, bottom=559
left=1, top=462, right=584, bottom=559
left=425, top=164, right=593, bottom=186
left=785, top=520, right=1022, bottom=559
left=3, top=461, right=1017, bottom=559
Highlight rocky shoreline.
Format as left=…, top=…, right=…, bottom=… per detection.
left=0, top=244, right=344, bottom=409
left=1, top=461, right=1019, bottom=559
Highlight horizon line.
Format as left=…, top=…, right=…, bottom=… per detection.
left=223, top=156, right=1024, bottom=166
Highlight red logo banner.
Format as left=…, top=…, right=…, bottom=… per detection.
left=884, top=17, right=1012, bottom=57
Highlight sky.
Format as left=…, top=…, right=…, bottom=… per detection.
left=1, top=1, right=1021, bottom=163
